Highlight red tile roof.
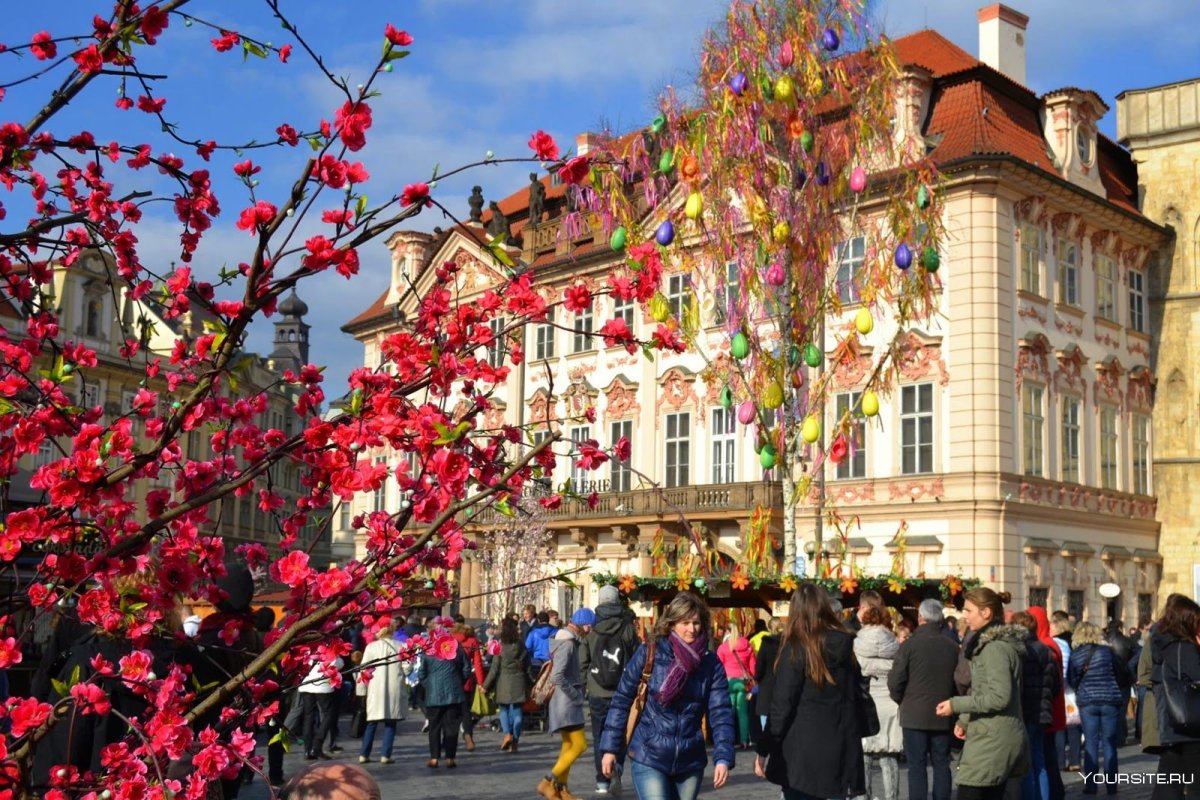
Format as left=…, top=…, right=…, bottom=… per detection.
left=891, top=29, right=979, bottom=77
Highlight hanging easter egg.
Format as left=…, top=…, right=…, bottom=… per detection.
left=822, top=28, right=840, bottom=51
left=720, top=386, right=734, bottom=410
left=610, top=225, right=627, bottom=252
left=779, top=40, right=794, bottom=68
left=788, top=344, right=802, bottom=367
left=772, top=221, right=791, bottom=243
left=650, top=293, right=670, bottom=322
left=921, top=246, right=940, bottom=273
left=655, top=219, right=675, bottom=246
left=650, top=114, right=666, bottom=135
left=731, top=331, right=750, bottom=360
left=894, top=242, right=913, bottom=270
left=763, top=381, right=784, bottom=410
left=861, top=390, right=880, bottom=418
left=757, top=74, right=774, bottom=100
left=730, top=72, right=748, bottom=95
left=849, top=167, right=867, bottom=193
left=685, top=192, right=704, bottom=220
left=800, top=130, right=815, bottom=153
left=790, top=370, right=804, bottom=389
left=759, top=443, right=778, bottom=470
left=775, top=74, right=795, bottom=102
left=795, top=168, right=807, bottom=189
left=658, top=147, right=675, bottom=174
left=765, top=263, right=786, bottom=286
left=694, top=578, right=706, bottom=589
left=855, top=308, right=874, bottom=335
left=737, top=400, right=756, bottom=426
left=804, top=343, right=822, bottom=367
left=916, top=185, right=931, bottom=209
left=801, top=416, right=821, bottom=444
left=816, top=161, right=830, bottom=186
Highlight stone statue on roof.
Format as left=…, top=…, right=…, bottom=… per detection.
left=487, top=201, right=511, bottom=244
left=468, top=185, right=484, bottom=224
left=527, top=173, right=545, bottom=226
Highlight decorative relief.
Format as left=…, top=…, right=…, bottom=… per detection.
left=567, top=363, right=596, bottom=382
left=1090, top=229, right=1122, bottom=257
left=1095, top=331, right=1119, bottom=348
left=603, top=377, right=641, bottom=422
left=1018, top=477, right=1157, bottom=520
left=1016, top=333, right=1051, bottom=390
left=832, top=482, right=876, bottom=505
left=482, top=404, right=507, bottom=431
left=888, top=478, right=944, bottom=502
left=1053, top=316, right=1083, bottom=336
left=656, top=367, right=701, bottom=416
left=1093, top=356, right=1124, bottom=408
left=1126, top=366, right=1154, bottom=410
left=452, top=399, right=471, bottom=422
left=896, top=330, right=949, bottom=386
left=453, top=249, right=500, bottom=292
left=1051, top=212, right=1085, bottom=240
left=701, top=353, right=747, bottom=403
left=1121, top=244, right=1150, bottom=272
left=562, top=379, right=598, bottom=416
left=1014, top=195, right=1048, bottom=225
left=604, top=353, right=641, bottom=370
left=1018, top=305, right=1048, bottom=325
left=528, top=390, right=559, bottom=426
left=834, top=353, right=874, bottom=390
left=1053, top=345, right=1088, bottom=395
left=1126, top=340, right=1149, bottom=358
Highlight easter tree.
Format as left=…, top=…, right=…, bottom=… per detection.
left=0, top=3, right=659, bottom=798
left=584, top=0, right=945, bottom=576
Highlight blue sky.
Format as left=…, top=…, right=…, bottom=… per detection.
left=4, top=1, right=1198, bottom=395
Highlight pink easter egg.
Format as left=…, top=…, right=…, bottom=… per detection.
left=737, top=400, right=756, bottom=425
left=849, top=166, right=867, bottom=193
left=765, top=263, right=786, bottom=286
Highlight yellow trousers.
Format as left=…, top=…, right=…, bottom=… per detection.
left=550, top=727, right=588, bottom=785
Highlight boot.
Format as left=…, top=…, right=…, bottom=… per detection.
left=558, top=786, right=580, bottom=800
left=510, top=739, right=519, bottom=753
left=535, top=777, right=561, bottom=799
left=499, top=734, right=513, bottom=751
left=464, top=733, right=475, bottom=752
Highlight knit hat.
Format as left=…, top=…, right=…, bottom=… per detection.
left=284, top=764, right=382, bottom=800
left=571, top=607, right=596, bottom=627
left=598, top=585, right=620, bottom=606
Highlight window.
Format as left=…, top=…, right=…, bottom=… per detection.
left=1057, top=241, right=1078, bottom=306
left=1028, top=587, right=1048, bottom=609
left=666, top=274, right=692, bottom=320
left=610, top=420, right=632, bottom=492
left=1061, top=397, right=1081, bottom=483
left=1019, top=223, right=1041, bottom=295
left=33, top=440, right=58, bottom=470
left=1099, top=407, right=1118, bottom=490
left=900, top=384, right=934, bottom=475
left=80, top=381, right=101, bottom=410
left=835, top=392, right=867, bottom=479
left=572, top=307, right=593, bottom=353
left=534, top=312, right=555, bottom=361
left=710, top=407, right=736, bottom=484
left=665, top=412, right=690, bottom=488
left=1128, top=269, right=1146, bottom=333
left=1022, top=384, right=1045, bottom=477
left=836, top=237, right=865, bottom=304
left=338, top=502, right=351, bottom=531
left=1132, top=413, right=1150, bottom=495
left=569, top=426, right=591, bottom=489
left=1138, top=593, right=1152, bottom=626
left=1096, top=255, right=1116, bottom=321
left=713, top=261, right=738, bottom=325
left=613, top=296, right=635, bottom=331
left=372, top=456, right=387, bottom=512
left=85, top=297, right=103, bottom=337
left=486, top=317, right=506, bottom=367
left=1067, top=590, right=1085, bottom=622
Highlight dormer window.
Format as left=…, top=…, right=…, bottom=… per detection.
left=1075, top=126, right=1093, bottom=167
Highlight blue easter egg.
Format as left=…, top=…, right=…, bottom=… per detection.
left=655, top=219, right=675, bottom=246
left=730, top=72, right=748, bottom=95
left=895, top=242, right=913, bottom=270
left=822, top=29, right=840, bottom=51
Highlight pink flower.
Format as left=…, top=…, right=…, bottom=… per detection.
left=7, top=697, right=51, bottom=737
left=614, top=436, right=632, bottom=462
left=829, top=435, right=848, bottom=465
left=385, top=25, right=413, bottom=46
left=0, top=636, right=22, bottom=668
left=527, top=130, right=559, bottom=161
left=73, top=44, right=102, bottom=73
left=278, top=43, right=293, bottom=63
left=431, top=634, right=459, bottom=660
left=30, top=31, right=56, bottom=60
left=562, top=284, right=591, bottom=313
left=271, top=550, right=311, bottom=587
left=558, top=156, right=590, bottom=186
left=335, top=100, right=372, bottom=152
left=401, top=182, right=431, bottom=208
left=70, top=682, right=111, bottom=716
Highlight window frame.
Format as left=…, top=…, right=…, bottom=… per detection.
left=372, top=456, right=387, bottom=512
left=836, top=237, right=865, bottom=304
left=1020, top=223, right=1042, bottom=295
left=664, top=412, right=691, bottom=488
left=569, top=425, right=592, bottom=490
left=1022, top=383, right=1045, bottom=477
left=710, top=407, right=736, bottom=484
left=1128, top=269, right=1146, bottom=333
left=613, top=296, right=635, bottom=332
left=572, top=307, right=594, bottom=353
left=899, top=383, right=934, bottom=476
left=666, top=273, right=692, bottom=320
left=1095, top=254, right=1116, bottom=321
left=834, top=391, right=867, bottom=480
left=713, top=261, right=738, bottom=325
left=1099, top=406, right=1119, bottom=490
left=486, top=316, right=506, bottom=368
left=534, top=311, right=556, bottom=361
left=1061, top=396, right=1081, bottom=484
left=1132, top=412, right=1150, bottom=495
left=610, top=419, right=633, bottom=492
left=1057, top=240, right=1079, bottom=307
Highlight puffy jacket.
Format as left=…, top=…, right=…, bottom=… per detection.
left=600, top=638, right=736, bottom=776
left=418, top=651, right=468, bottom=707
left=1018, top=630, right=1060, bottom=726
left=1068, top=643, right=1129, bottom=707
left=525, top=623, right=555, bottom=663
left=950, top=623, right=1029, bottom=787
left=717, top=636, right=756, bottom=680
left=1027, top=607, right=1066, bottom=732
left=1150, top=632, right=1200, bottom=747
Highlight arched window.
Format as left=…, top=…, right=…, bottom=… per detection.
left=85, top=297, right=102, bottom=337
left=288, top=331, right=296, bottom=342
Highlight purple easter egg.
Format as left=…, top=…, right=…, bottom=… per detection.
left=655, top=219, right=675, bottom=246
left=822, top=28, right=840, bottom=51
left=895, top=242, right=913, bottom=270
left=730, top=72, right=748, bottom=95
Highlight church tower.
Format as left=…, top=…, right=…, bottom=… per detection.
left=269, top=289, right=310, bottom=373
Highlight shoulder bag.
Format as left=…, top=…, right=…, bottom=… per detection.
left=731, top=646, right=757, bottom=694
left=624, top=639, right=657, bottom=745
left=530, top=653, right=556, bottom=706
left=1163, top=641, right=1200, bottom=736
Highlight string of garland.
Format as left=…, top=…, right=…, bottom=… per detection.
left=595, top=571, right=980, bottom=603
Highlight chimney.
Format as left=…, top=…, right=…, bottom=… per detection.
left=977, top=4, right=1029, bottom=86
left=576, top=132, right=595, bottom=158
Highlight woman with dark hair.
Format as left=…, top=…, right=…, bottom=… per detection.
left=1149, top=593, right=1200, bottom=799
left=935, top=588, right=1027, bottom=800
left=753, top=584, right=867, bottom=800
left=600, top=592, right=735, bottom=800
left=484, top=616, right=530, bottom=753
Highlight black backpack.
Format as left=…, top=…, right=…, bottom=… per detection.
left=589, top=629, right=629, bottom=691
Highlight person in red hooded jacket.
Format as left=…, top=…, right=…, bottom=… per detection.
left=1028, top=607, right=1066, bottom=800
left=452, top=617, right=487, bottom=752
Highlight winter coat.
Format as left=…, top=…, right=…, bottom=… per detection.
left=484, top=640, right=530, bottom=706
left=357, top=637, right=407, bottom=721
left=756, top=629, right=866, bottom=799
left=418, top=650, right=468, bottom=708
left=888, top=621, right=959, bottom=731
left=1106, top=626, right=1135, bottom=666
left=1068, top=643, right=1130, bottom=707
left=298, top=656, right=344, bottom=694
left=1150, top=632, right=1200, bottom=747
left=1028, top=607, right=1066, bottom=732
left=754, top=634, right=783, bottom=713
left=454, top=630, right=487, bottom=691
left=1137, top=630, right=1160, bottom=752
left=949, top=623, right=1029, bottom=788
left=600, top=638, right=736, bottom=777
left=955, top=628, right=977, bottom=696
left=580, top=602, right=641, bottom=699
left=1018, top=631, right=1059, bottom=726
left=548, top=628, right=585, bottom=732
left=854, top=624, right=903, bottom=754
left=716, top=636, right=756, bottom=681
left=525, top=622, right=555, bottom=663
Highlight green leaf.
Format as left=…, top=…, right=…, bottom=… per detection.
left=355, top=194, right=368, bottom=218
left=307, top=137, right=323, bottom=152
left=349, top=389, right=363, bottom=417
left=385, top=49, right=410, bottom=63
left=554, top=573, right=578, bottom=589
left=486, top=233, right=514, bottom=267
left=242, top=40, right=268, bottom=60
left=494, top=498, right=515, bottom=518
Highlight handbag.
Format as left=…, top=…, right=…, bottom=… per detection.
left=1063, top=690, right=1081, bottom=727
left=1163, top=641, right=1200, bottom=736
left=471, top=684, right=498, bottom=718
left=731, top=647, right=757, bottom=694
left=625, top=639, right=657, bottom=745
left=350, top=707, right=366, bottom=738
left=530, top=657, right=556, bottom=706
left=857, top=676, right=881, bottom=738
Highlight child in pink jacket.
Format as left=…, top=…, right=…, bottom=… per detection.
left=716, top=625, right=756, bottom=748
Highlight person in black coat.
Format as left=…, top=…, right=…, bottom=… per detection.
left=888, top=599, right=959, bottom=800
left=755, top=584, right=867, bottom=800
left=1148, top=594, right=1200, bottom=799
left=753, top=618, right=784, bottom=733
left=1012, top=611, right=1059, bottom=800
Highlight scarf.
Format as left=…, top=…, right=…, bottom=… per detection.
left=656, top=632, right=707, bottom=706
left=962, top=621, right=996, bottom=661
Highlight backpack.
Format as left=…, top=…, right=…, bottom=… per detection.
left=589, top=629, right=628, bottom=691
left=530, top=656, right=555, bottom=705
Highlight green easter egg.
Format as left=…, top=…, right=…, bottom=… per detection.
left=917, top=185, right=930, bottom=209
left=803, top=343, right=822, bottom=368
left=694, top=578, right=706, bottom=589
left=800, top=130, right=814, bottom=153
left=659, top=147, right=675, bottom=173
left=720, top=386, right=734, bottom=409
left=731, top=331, right=750, bottom=360
left=650, top=114, right=666, bottom=134
left=610, top=226, right=627, bottom=252
left=759, top=444, right=778, bottom=469
left=922, top=246, right=940, bottom=273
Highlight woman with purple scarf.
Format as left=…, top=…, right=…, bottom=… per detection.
left=600, top=592, right=736, bottom=800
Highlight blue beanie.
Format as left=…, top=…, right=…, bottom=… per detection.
left=571, top=607, right=596, bottom=627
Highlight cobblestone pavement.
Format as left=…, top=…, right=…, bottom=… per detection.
left=240, top=715, right=1165, bottom=800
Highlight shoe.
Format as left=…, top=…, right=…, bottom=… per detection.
left=464, top=734, right=475, bottom=752
left=328, top=745, right=343, bottom=754
left=510, top=740, right=519, bottom=753
left=500, top=734, right=513, bottom=751
left=304, top=753, right=318, bottom=761
left=421, top=720, right=430, bottom=733
left=1069, top=765, right=1082, bottom=773
left=427, top=759, right=438, bottom=768
left=536, top=777, right=560, bottom=799
left=446, top=759, right=457, bottom=769
left=269, top=776, right=286, bottom=789
left=560, top=787, right=580, bottom=800
left=595, top=782, right=610, bottom=794
left=358, top=756, right=370, bottom=764
left=379, top=756, right=393, bottom=765
left=609, top=772, right=622, bottom=795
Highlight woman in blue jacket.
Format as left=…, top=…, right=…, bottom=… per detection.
left=1068, top=622, right=1132, bottom=794
left=600, top=592, right=736, bottom=800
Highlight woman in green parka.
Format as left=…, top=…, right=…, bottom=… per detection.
left=935, top=587, right=1028, bottom=800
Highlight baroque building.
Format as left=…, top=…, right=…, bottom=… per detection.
left=345, top=4, right=1169, bottom=623
left=1117, top=77, right=1200, bottom=602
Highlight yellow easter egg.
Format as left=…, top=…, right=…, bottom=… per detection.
left=801, top=415, right=821, bottom=443
left=685, top=192, right=703, bottom=220
left=772, top=221, right=791, bottom=242
left=861, top=390, right=879, bottom=417
left=854, top=308, right=874, bottom=335
left=763, top=381, right=784, bottom=410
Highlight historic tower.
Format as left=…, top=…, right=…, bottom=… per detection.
left=1117, top=78, right=1200, bottom=602
left=269, top=289, right=311, bottom=374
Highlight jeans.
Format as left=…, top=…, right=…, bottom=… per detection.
left=630, top=760, right=703, bottom=800
left=500, top=703, right=524, bottom=742
left=728, top=678, right=750, bottom=745
left=426, top=703, right=462, bottom=760
left=1054, top=725, right=1081, bottom=768
left=360, top=719, right=396, bottom=759
left=590, top=696, right=624, bottom=783
left=865, top=754, right=900, bottom=800
left=1042, top=730, right=1063, bottom=800
left=1079, top=704, right=1121, bottom=793
left=1021, top=723, right=1048, bottom=800
left=300, top=693, right=335, bottom=757
left=902, top=727, right=953, bottom=800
